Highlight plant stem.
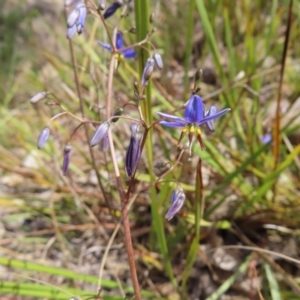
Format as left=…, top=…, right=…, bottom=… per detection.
left=106, top=54, right=142, bottom=300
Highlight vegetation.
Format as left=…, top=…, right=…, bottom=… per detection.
left=0, top=0, right=299, bottom=299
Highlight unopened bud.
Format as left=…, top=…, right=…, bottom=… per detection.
left=194, top=69, right=203, bottom=82
left=165, top=187, right=185, bottom=220
left=98, top=0, right=106, bottom=10
left=62, top=144, right=72, bottom=175
left=64, top=0, right=77, bottom=6
left=67, top=25, right=77, bottom=39
left=90, top=121, right=110, bottom=147
left=37, top=127, right=50, bottom=149
left=125, top=124, right=142, bottom=177
left=30, top=91, right=49, bottom=104
left=149, top=13, right=155, bottom=23
left=112, top=107, right=124, bottom=123
left=153, top=53, right=163, bottom=69
left=141, top=58, right=155, bottom=87
left=103, top=0, right=122, bottom=19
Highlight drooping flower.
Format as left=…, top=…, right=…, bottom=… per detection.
left=157, top=95, right=231, bottom=150
left=141, top=58, right=155, bottom=87
left=37, top=127, right=50, bottom=149
left=125, top=123, right=142, bottom=177
left=62, top=144, right=72, bottom=175
left=98, top=32, right=136, bottom=59
left=103, top=0, right=122, bottom=19
left=90, top=121, right=110, bottom=147
left=67, top=1, right=87, bottom=39
left=165, top=187, right=186, bottom=220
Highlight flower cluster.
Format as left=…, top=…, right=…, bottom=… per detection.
left=32, top=4, right=232, bottom=223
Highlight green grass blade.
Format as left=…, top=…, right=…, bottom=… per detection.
left=264, top=263, right=282, bottom=300
left=206, top=255, right=252, bottom=300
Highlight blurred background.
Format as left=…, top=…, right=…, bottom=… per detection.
left=0, top=0, right=300, bottom=299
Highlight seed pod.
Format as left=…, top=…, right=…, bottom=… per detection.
left=153, top=53, right=163, bottom=69
left=90, top=121, right=110, bottom=147
left=30, top=91, right=48, bottom=104
left=141, top=58, right=155, bottom=87
left=62, top=144, right=72, bottom=175
left=37, top=127, right=50, bottom=149
left=111, top=107, right=124, bottom=123
left=125, top=124, right=142, bottom=177
left=103, top=0, right=122, bottom=19
left=165, top=187, right=185, bottom=220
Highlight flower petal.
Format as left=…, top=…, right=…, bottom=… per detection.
left=198, top=108, right=231, bottom=125
left=116, top=32, right=124, bottom=49
left=159, top=121, right=186, bottom=128
left=62, top=144, right=72, bottom=176
left=184, top=95, right=204, bottom=123
left=90, top=121, right=110, bottom=147
left=98, top=41, right=112, bottom=52
left=157, top=112, right=186, bottom=122
left=122, top=48, right=137, bottom=59
left=205, top=106, right=217, bottom=132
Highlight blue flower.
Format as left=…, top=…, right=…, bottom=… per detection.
left=98, top=32, right=136, bottom=59
left=157, top=95, right=230, bottom=149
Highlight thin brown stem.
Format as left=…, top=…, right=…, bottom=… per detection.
left=106, top=54, right=142, bottom=299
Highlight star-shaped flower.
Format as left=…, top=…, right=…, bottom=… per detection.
left=98, top=32, right=136, bottom=59
left=157, top=95, right=230, bottom=149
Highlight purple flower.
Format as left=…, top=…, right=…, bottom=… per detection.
left=37, top=127, right=50, bottom=149
left=62, top=144, right=72, bottom=175
left=125, top=124, right=142, bottom=177
left=67, top=1, right=87, bottom=39
left=103, top=0, right=122, bottom=19
left=157, top=95, right=231, bottom=149
left=98, top=32, right=136, bottom=59
left=165, top=187, right=185, bottom=220
left=90, top=121, right=110, bottom=147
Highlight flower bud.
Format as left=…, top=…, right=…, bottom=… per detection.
left=30, top=91, right=48, bottom=104
left=111, top=107, right=124, bottom=123
left=103, top=0, right=122, bottom=19
left=90, top=121, right=110, bottom=147
left=37, top=127, right=50, bottom=149
left=62, top=144, right=72, bottom=175
left=153, top=53, right=163, bottom=69
left=99, top=0, right=106, bottom=10
left=165, top=187, right=185, bottom=220
left=141, top=58, right=155, bottom=87
left=67, top=7, right=80, bottom=28
left=125, top=124, right=142, bottom=177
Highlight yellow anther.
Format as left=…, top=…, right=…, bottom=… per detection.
left=197, top=128, right=202, bottom=135
left=182, top=127, right=188, bottom=133
left=190, top=126, right=195, bottom=133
